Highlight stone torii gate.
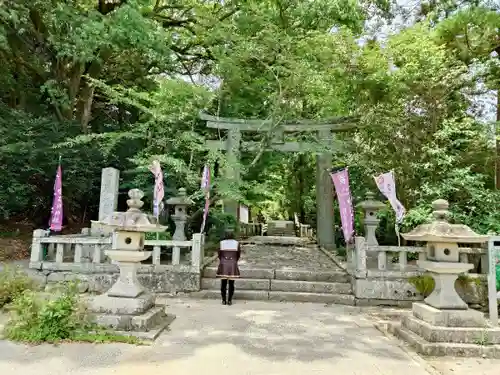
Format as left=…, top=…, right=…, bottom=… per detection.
left=201, top=113, right=358, bottom=250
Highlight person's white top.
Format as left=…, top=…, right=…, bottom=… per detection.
left=220, top=239, right=239, bottom=251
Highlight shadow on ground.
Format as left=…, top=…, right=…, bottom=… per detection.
left=0, top=299, right=413, bottom=371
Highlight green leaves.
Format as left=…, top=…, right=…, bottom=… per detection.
left=0, top=0, right=497, bottom=238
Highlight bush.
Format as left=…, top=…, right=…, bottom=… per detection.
left=4, top=283, right=140, bottom=344
left=0, top=266, right=35, bottom=308
left=409, top=274, right=435, bottom=297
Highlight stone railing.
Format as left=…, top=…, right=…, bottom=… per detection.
left=239, top=222, right=262, bottom=237
left=349, top=236, right=488, bottom=275
left=294, top=213, right=313, bottom=238
left=297, top=223, right=313, bottom=238
left=339, top=235, right=494, bottom=307
left=29, top=228, right=205, bottom=272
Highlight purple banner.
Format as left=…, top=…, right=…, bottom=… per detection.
left=149, top=160, right=164, bottom=218
left=200, top=165, right=211, bottom=233
left=330, top=168, right=354, bottom=244
left=49, top=165, right=63, bottom=232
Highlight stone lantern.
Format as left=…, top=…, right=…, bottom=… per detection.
left=389, top=199, right=498, bottom=357
left=167, top=188, right=193, bottom=241
left=357, top=191, right=385, bottom=246
left=166, top=188, right=193, bottom=265
left=89, top=188, right=174, bottom=339
left=401, top=199, right=488, bottom=310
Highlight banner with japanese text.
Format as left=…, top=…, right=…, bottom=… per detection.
left=149, top=160, right=164, bottom=218
left=49, top=164, right=63, bottom=232
left=374, top=171, right=406, bottom=223
left=200, top=165, right=211, bottom=233
left=330, top=168, right=354, bottom=244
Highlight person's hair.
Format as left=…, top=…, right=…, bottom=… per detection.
left=223, top=230, right=235, bottom=240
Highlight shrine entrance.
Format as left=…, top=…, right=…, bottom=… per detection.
left=201, top=113, right=358, bottom=250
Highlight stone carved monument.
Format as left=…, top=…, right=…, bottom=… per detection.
left=390, top=199, right=500, bottom=357
left=98, top=167, right=120, bottom=221
left=89, top=188, right=175, bottom=340
left=91, top=167, right=120, bottom=236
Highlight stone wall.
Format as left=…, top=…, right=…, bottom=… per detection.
left=352, top=271, right=422, bottom=307
left=352, top=272, right=488, bottom=308
left=29, top=265, right=201, bottom=295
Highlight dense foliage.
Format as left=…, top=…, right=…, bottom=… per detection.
left=0, top=0, right=498, bottom=239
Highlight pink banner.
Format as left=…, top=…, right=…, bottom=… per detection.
left=374, top=171, right=406, bottom=223
left=149, top=160, right=164, bottom=218
left=330, top=168, right=354, bottom=244
left=200, top=165, right=211, bottom=233
left=49, top=165, right=63, bottom=232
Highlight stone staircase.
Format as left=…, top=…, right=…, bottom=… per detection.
left=191, top=236, right=355, bottom=305
left=193, top=266, right=354, bottom=305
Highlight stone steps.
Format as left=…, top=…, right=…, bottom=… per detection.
left=203, top=267, right=350, bottom=283
left=389, top=322, right=500, bottom=358
left=402, top=315, right=500, bottom=344
left=201, top=278, right=352, bottom=294
left=198, top=264, right=353, bottom=305
left=190, top=289, right=355, bottom=305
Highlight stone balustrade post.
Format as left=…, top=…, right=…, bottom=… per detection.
left=80, top=227, right=92, bottom=262
left=30, top=229, right=48, bottom=263
left=191, top=233, right=204, bottom=270
left=354, top=236, right=367, bottom=276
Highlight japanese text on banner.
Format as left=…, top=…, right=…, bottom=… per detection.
left=374, top=171, right=406, bottom=223
left=330, top=168, right=354, bottom=244
left=149, top=160, right=164, bottom=218
left=200, top=165, right=211, bottom=233
left=49, top=164, right=63, bottom=232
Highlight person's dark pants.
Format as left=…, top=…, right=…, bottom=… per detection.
left=220, top=279, right=235, bottom=304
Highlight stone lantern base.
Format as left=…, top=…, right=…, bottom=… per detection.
left=417, top=260, right=474, bottom=310
left=89, top=249, right=175, bottom=341
left=385, top=260, right=500, bottom=358
left=386, top=302, right=500, bottom=358
left=89, top=293, right=175, bottom=341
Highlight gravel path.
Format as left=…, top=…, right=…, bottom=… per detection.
left=0, top=298, right=437, bottom=375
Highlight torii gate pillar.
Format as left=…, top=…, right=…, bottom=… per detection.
left=316, top=129, right=335, bottom=250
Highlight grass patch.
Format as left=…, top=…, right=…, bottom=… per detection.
left=0, top=266, right=36, bottom=308
left=3, top=282, right=143, bottom=345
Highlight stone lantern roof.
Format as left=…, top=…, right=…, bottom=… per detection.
left=166, top=188, right=194, bottom=206
left=357, top=191, right=385, bottom=210
left=401, top=199, right=488, bottom=244
left=92, top=188, right=166, bottom=233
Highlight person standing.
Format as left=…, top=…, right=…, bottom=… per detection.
left=216, top=230, right=241, bottom=305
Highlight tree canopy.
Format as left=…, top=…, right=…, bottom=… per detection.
left=0, top=0, right=498, bottom=241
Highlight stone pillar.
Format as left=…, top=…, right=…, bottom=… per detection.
left=92, top=167, right=120, bottom=236
left=191, top=233, right=204, bottom=270
left=316, top=129, right=335, bottom=250
left=223, top=128, right=241, bottom=219
left=98, top=167, right=120, bottom=221
left=30, top=229, right=48, bottom=265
